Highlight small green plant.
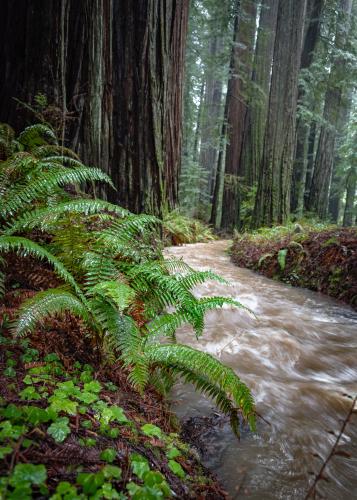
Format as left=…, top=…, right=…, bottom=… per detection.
left=277, top=248, right=288, bottom=271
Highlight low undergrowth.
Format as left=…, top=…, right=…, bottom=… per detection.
left=0, top=329, right=226, bottom=499
left=231, top=225, right=357, bottom=308
left=162, top=211, right=216, bottom=246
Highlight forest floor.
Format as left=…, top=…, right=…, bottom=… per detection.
left=230, top=226, right=357, bottom=309
left=0, top=256, right=227, bottom=499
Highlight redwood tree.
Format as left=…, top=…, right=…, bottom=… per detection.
left=0, top=0, right=189, bottom=216
left=290, top=0, right=324, bottom=216
left=220, top=0, right=258, bottom=231
left=253, top=0, right=307, bottom=227
left=240, top=0, right=279, bottom=188
left=307, top=0, right=353, bottom=219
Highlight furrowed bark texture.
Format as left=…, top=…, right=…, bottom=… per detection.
left=328, top=90, right=353, bottom=223
left=307, top=0, right=353, bottom=219
left=0, top=0, right=189, bottom=215
left=291, top=0, right=323, bottom=216
left=221, top=0, right=258, bottom=231
left=253, top=0, right=307, bottom=227
left=241, top=0, right=278, bottom=188
left=343, top=164, right=356, bottom=226
left=198, top=36, right=224, bottom=200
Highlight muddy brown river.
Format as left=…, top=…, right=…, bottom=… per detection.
left=165, top=241, right=357, bottom=500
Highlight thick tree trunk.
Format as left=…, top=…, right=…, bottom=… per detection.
left=307, top=0, right=353, bottom=219
left=240, top=0, right=278, bottom=187
left=291, top=0, right=323, bottom=215
left=220, top=0, right=258, bottom=231
left=112, top=0, right=189, bottom=215
left=253, top=0, right=307, bottom=227
left=0, top=0, right=189, bottom=216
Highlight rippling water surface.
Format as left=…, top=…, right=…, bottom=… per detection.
left=165, top=241, right=357, bottom=499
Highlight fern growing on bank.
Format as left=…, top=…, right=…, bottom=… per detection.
left=0, top=123, right=256, bottom=435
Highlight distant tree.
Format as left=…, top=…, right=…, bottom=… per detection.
left=241, top=0, right=279, bottom=188
left=343, top=164, right=356, bottom=226
left=307, top=0, right=353, bottom=219
left=253, top=0, right=307, bottom=227
left=220, top=0, right=258, bottom=231
left=180, top=0, right=232, bottom=218
left=290, top=0, right=324, bottom=217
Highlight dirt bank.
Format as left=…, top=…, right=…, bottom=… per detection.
left=231, top=228, right=357, bottom=309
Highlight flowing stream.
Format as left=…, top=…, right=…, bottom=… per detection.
left=164, top=241, right=357, bottom=500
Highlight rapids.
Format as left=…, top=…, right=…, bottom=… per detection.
left=165, top=241, right=357, bottom=499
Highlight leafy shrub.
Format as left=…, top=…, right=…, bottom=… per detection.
left=162, top=210, right=216, bottom=245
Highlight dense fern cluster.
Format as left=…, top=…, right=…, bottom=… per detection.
left=0, top=123, right=255, bottom=435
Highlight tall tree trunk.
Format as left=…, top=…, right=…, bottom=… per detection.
left=198, top=36, right=224, bottom=202
left=307, top=0, right=353, bottom=219
left=328, top=89, right=354, bottom=222
left=240, top=0, right=279, bottom=187
left=291, top=0, right=323, bottom=216
left=192, top=81, right=205, bottom=163
left=253, top=0, right=307, bottom=227
left=221, top=0, right=258, bottom=231
left=0, top=0, right=189, bottom=216
left=343, top=164, right=356, bottom=226
left=210, top=96, right=229, bottom=228
left=304, top=120, right=317, bottom=206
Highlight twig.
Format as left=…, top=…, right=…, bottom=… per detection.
left=304, top=395, right=357, bottom=500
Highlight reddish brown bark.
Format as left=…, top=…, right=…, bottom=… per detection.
left=220, top=0, right=258, bottom=231
left=253, top=0, right=307, bottom=227
left=0, top=0, right=189, bottom=216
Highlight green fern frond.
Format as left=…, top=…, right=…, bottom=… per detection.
left=0, top=236, right=83, bottom=299
left=99, top=311, right=150, bottom=390
left=97, top=215, right=159, bottom=260
left=103, top=314, right=142, bottom=359
left=49, top=219, right=91, bottom=276
left=149, top=367, right=175, bottom=396
left=6, top=199, right=130, bottom=235
left=163, top=258, right=195, bottom=274
left=39, top=156, right=88, bottom=169
left=0, top=123, right=15, bottom=143
left=82, top=252, right=120, bottom=289
left=32, top=145, right=80, bottom=160
left=177, top=270, right=228, bottom=290
left=193, top=297, right=252, bottom=322
left=13, top=288, right=90, bottom=337
left=127, top=261, right=197, bottom=310
left=146, top=311, right=190, bottom=341
left=145, top=344, right=255, bottom=431
left=169, top=365, right=240, bottom=434
left=17, top=124, right=58, bottom=148
left=1, top=166, right=115, bottom=217
left=0, top=124, right=16, bottom=159
left=89, top=281, right=135, bottom=312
